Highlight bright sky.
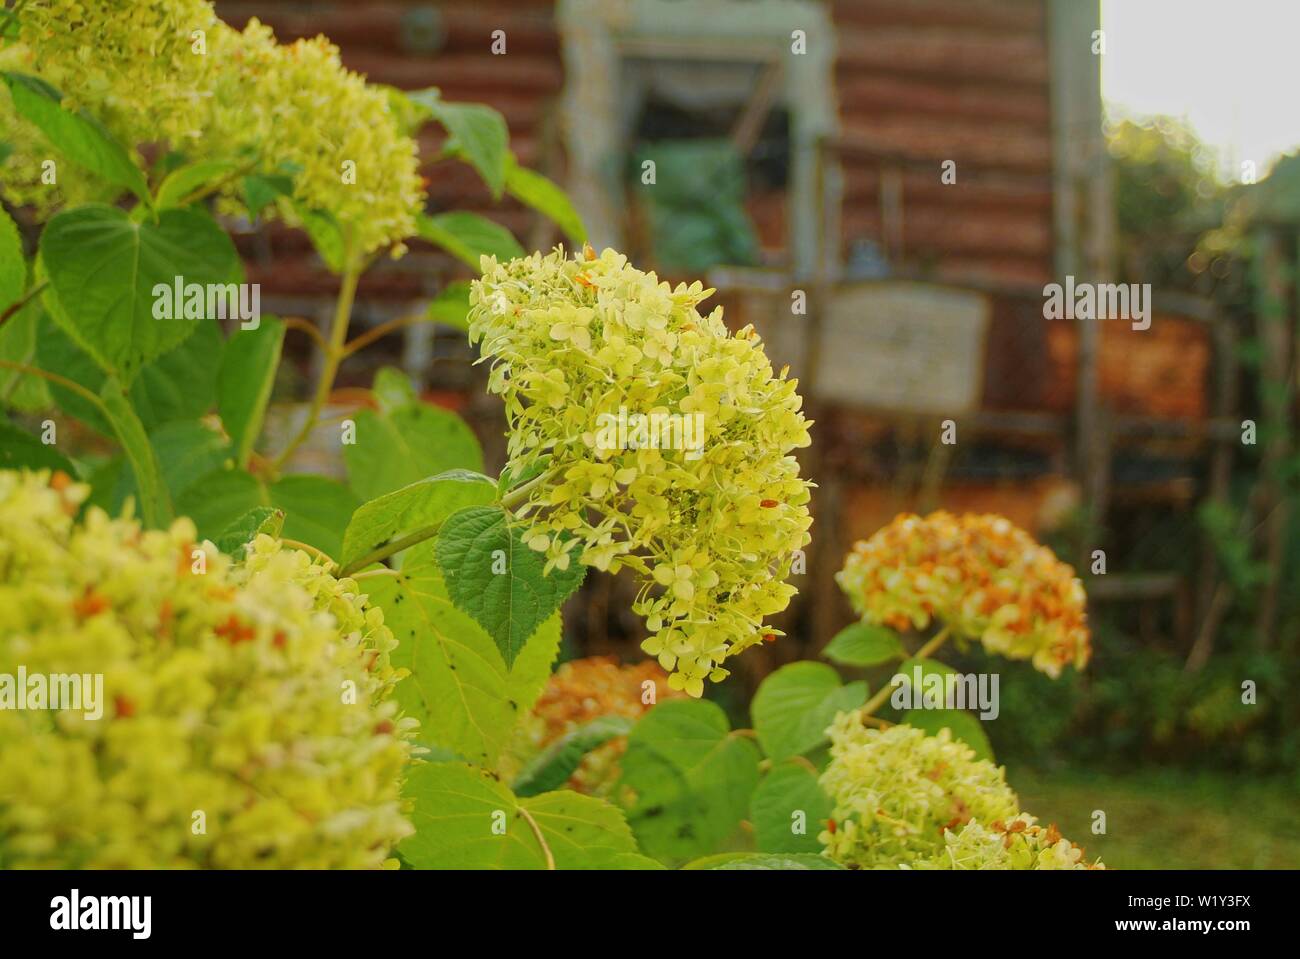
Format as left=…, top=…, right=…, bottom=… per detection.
left=1101, top=0, right=1300, bottom=176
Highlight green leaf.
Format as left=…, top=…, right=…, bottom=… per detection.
left=895, top=656, right=959, bottom=689
left=218, top=317, right=285, bottom=468
left=901, top=709, right=995, bottom=762
left=174, top=468, right=268, bottom=541
left=416, top=212, right=523, bottom=270
left=751, top=661, right=868, bottom=762
left=0, top=420, right=75, bottom=474
left=242, top=172, right=294, bottom=219
left=1, top=72, right=149, bottom=203
left=512, top=715, right=634, bottom=798
left=621, top=699, right=762, bottom=861
left=99, top=376, right=172, bottom=528
left=365, top=541, right=560, bottom=766
left=425, top=281, right=471, bottom=331
left=214, top=506, right=285, bottom=559
left=294, top=203, right=346, bottom=272
left=435, top=505, right=586, bottom=668
left=34, top=312, right=224, bottom=433
left=155, top=159, right=240, bottom=209
left=400, top=761, right=655, bottom=869
left=408, top=91, right=509, bottom=197
left=344, top=399, right=483, bottom=503
left=0, top=204, right=23, bottom=311
left=371, top=366, right=417, bottom=414
left=505, top=153, right=587, bottom=246
left=0, top=299, right=51, bottom=412
left=750, top=759, right=833, bottom=854
left=117, top=419, right=230, bottom=508
left=129, top=318, right=224, bottom=428
left=39, top=204, right=239, bottom=382
left=339, top=468, right=496, bottom=572
left=268, top=473, right=358, bottom=558
left=681, top=852, right=844, bottom=871
left=822, top=622, right=905, bottom=667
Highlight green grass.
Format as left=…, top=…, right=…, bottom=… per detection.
left=1007, top=764, right=1300, bottom=869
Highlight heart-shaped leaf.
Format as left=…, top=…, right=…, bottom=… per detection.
left=39, top=204, right=240, bottom=382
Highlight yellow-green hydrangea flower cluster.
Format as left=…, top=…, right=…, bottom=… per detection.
left=469, top=247, right=813, bottom=698
left=912, top=813, right=1104, bottom=870
left=0, top=470, right=416, bottom=869
left=3, top=0, right=423, bottom=256
left=818, top=716, right=1018, bottom=869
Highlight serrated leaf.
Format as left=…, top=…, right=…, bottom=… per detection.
left=512, top=715, right=634, bottom=798
left=901, top=709, right=995, bottom=762
left=0, top=420, right=75, bottom=474
left=339, top=468, right=495, bottom=572
left=751, top=661, right=868, bottom=761
left=408, top=91, right=509, bottom=197
left=681, top=852, right=844, bottom=871
left=218, top=316, right=284, bottom=467
left=39, top=204, right=239, bottom=382
left=435, top=505, right=586, bottom=668
left=400, top=761, right=654, bottom=869
left=750, top=759, right=833, bottom=854
left=365, top=541, right=560, bottom=766
left=621, top=699, right=761, bottom=861
left=268, top=473, right=358, bottom=558
left=344, top=399, right=483, bottom=503
left=2, top=72, right=149, bottom=203
left=822, top=622, right=905, bottom=667
left=214, top=506, right=284, bottom=559
left=416, top=212, right=523, bottom=270
left=504, top=153, right=587, bottom=246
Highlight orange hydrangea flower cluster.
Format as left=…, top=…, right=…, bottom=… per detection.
left=513, top=657, right=685, bottom=795
left=836, top=512, right=1090, bottom=677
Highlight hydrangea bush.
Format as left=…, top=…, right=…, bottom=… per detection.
left=0, top=0, right=1101, bottom=872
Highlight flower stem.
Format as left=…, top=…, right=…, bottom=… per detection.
left=0, top=281, right=48, bottom=328
left=859, top=624, right=952, bottom=718
left=280, top=538, right=336, bottom=567
left=499, top=467, right=558, bottom=512
left=271, top=239, right=359, bottom=471
left=336, top=520, right=446, bottom=578
left=0, top=358, right=103, bottom=408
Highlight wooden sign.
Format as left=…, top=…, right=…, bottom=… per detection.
left=817, top=281, right=991, bottom=414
